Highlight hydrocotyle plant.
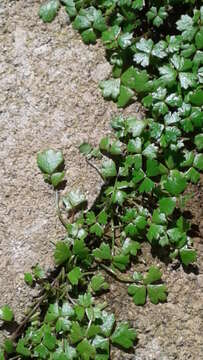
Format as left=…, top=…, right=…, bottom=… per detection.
left=0, top=0, right=202, bottom=358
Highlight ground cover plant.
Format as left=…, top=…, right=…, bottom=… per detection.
left=0, top=0, right=203, bottom=358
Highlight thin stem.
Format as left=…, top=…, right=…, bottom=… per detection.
left=98, top=263, right=135, bottom=284
left=10, top=268, right=64, bottom=341
left=111, top=219, right=115, bottom=256
left=86, top=158, right=105, bottom=181
left=55, top=190, right=67, bottom=229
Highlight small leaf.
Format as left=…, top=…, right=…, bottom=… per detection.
left=93, top=244, right=112, bottom=260
left=39, top=0, right=60, bottom=23
left=90, top=274, right=109, bottom=292
left=82, top=28, right=97, bottom=44
left=193, top=154, right=203, bottom=171
left=113, top=254, right=129, bottom=271
left=144, top=266, right=162, bottom=285
left=101, top=311, right=115, bottom=337
left=147, top=284, right=168, bottom=304
left=63, top=190, right=87, bottom=211
left=0, top=305, right=14, bottom=322
left=158, top=197, right=176, bottom=216
left=43, top=333, right=56, bottom=351
left=16, top=340, right=31, bottom=357
left=128, top=285, right=146, bottom=306
left=54, top=241, right=71, bottom=266
left=101, top=159, right=117, bottom=178
left=139, top=177, right=155, bottom=193
left=24, top=272, right=33, bottom=286
left=164, top=170, right=187, bottom=196
left=111, top=322, right=137, bottom=349
left=68, top=267, right=81, bottom=285
left=79, top=143, right=92, bottom=155
left=90, top=223, right=103, bottom=237
left=77, top=339, right=96, bottom=360
left=37, top=149, right=64, bottom=175
left=194, top=134, right=203, bottom=151
left=99, top=79, right=120, bottom=100
left=117, top=85, right=134, bottom=108
left=180, top=247, right=197, bottom=266
left=51, top=171, right=65, bottom=187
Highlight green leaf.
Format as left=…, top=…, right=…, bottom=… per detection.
left=70, top=322, right=84, bottom=344
left=180, top=247, right=197, bottom=266
left=99, top=79, right=120, bottom=100
left=101, top=159, right=117, bottom=178
left=146, top=159, right=160, bottom=177
left=158, top=65, right=177, bottom=87
left=34, top=343, right=49, bottom=359
left=39, top=0, right=60, bottom=23
left=37, top=149, right=64, bottom=175
left=4, top=339, right=14, bottom=355
left=24, top=272, right=33, bottom=286
left=127, top=138, right=142, bottom=154
left=126, top=117, right=147, bottom=137
left=179, top=72, right=196, bottom=90
left=142, top=144, right=158, bottom=159
left=185, top=167, right=200, bottom=184
left=79, top=143, right=92, bottom=155
left=51, top=171, right=65, bottom=187
left=0, top=305, right=14, bottom=322
left=113, top=254, right=129, bottom=271
left=43, top=333, right=56, bottom=351
left=111, top=322, right=137, bottom=349
left=65, top=0, right=77, bottom=18
left=68, top=267, right=82, bottom=285
left=77, top=340, right=96, bottom=360
left=93, top=244, right=112, bottom=260
left=73, top=15, right=91, bottom=30
left=144, top=266, right=162, bottom=285
left=45, top=303, right=59, bottom=323
left=190, top=90, right=203, bottom=106
left=193, top=154, right=203, bottom=171
left=194, top=134, right=203, bottom=151
left=63, top=190, right=87, bottom=211
left=90, top=274, right=109, bottom=292
left=122, top=238, right=141, bottom=256
left=73, top=239, right=89, bottom=260
left=98, top=312, right=114, bottom=338
left=92, top=336, right=109, bottom=356
left=54, top=241, right=71, bottom=265
left=139, top=177, right=155, bottom=193
left=158, top=197, right=176, bottom=216
left=16, top=340, right=31, bottom=357
left=147, top=285, right=168, bottom=304
left=118, top=32, right=133, bottom=49
left=33, top=264, right=45, bottom=280
left=121, top=66, right=149, bottom=92
left=128, top=285, right=146, bottom=305
left=164, top=170, right=187, bottom=196
left=82, top=28, right=97, bottom=44
left=117, top=85, right=134, bottom=108
left=147, top=224, right=165, bottom=243
left=195, top=28, right=203, bottom=49
left=90, top=223, right=104, bottom=237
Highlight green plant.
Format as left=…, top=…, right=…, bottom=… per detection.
left=0, top=0, right=202, bottom=359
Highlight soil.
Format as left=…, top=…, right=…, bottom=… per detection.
left=0, top=1, right=202, bottom=359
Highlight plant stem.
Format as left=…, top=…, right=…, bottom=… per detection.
left=55, top=190, right=67, bottom=229
left=98, top=263, right=135, bottom=283
left=86, top=158, right=105, bottom=181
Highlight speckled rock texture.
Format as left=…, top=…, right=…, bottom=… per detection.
left=0, top=1, right=202, bottom=359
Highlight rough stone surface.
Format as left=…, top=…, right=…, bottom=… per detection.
left=0, top=1, right=202, bottom=359
left=0, top=0, right=118, bottom=328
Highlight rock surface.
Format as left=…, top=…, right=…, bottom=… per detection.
left=0, top=1, right=202, bottom=359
